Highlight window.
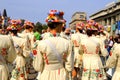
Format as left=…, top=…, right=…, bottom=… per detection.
left=80, top=15, right=84, bottom=19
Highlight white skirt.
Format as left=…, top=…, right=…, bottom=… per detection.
left=112, top=71, right=120, bottom=80
left=0, top=64, right=9, bottom=80
left=38, top=68, right=66, bottom=80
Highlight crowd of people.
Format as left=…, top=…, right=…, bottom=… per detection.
left=0, top=9, right=120, bottom=80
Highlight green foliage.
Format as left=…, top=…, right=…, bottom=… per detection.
left=34, top=22, right=43, bottom=33
left=34, top=22, right=48, bottom=33
left=42, top=24, right=48, bottom=30
left=20, top=19, right=25, bottom=26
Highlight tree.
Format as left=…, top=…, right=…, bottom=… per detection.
left=42, top=24, right=48, bottom=30
left=20, top=19, right=25, bottom=26
left=35, top=22, right=43, bottom=33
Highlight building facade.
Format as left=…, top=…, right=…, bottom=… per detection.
left=69, top=12, right=87, bottom=30
left=90, top=1, right=120, bottom=35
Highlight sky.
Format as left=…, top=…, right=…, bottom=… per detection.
left=0, top=0, right=116, bottom=26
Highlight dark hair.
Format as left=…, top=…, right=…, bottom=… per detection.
left=10, top=30, right=18, bottom=35
left=62, top=27, right=65, bottom=32
left=78, top=29, right=83, bottom=33
left=86, top=29, right=93, bottom=36
left=114, top=34, right=120, bottom=43
left=25, top=25, right=33, bottom=29
left=47, top=22, right=62, bottom=29
left=100, top=31, right=105, bottom=36
left=92, top=30, right=98, bottom=36
left=0, top=25, right=2, bottom=29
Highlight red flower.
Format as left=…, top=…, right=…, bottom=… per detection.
left=26, top=69, right=30, bottom=73
left=110, top=51, right=112, bottom=56
left=2, top=48, right=6, bottom=51
left=96, top=46, right=99, bottom=54
left=105, top=46, right=107, bottom=48
left=99, top=74, right=102, bottom=77
left=33, top=50, right=37, bottom=55
left=63, top=54, right=67, bottom=58
left=1, top=48, right=7, bottom=55
left=18, top=68, right=20, bottom=71
left=20, top=74, right=24, bottom=77
left=46, top=59, right=49, bottom=65
left=96, top=69, right=100, bottom=72
left=83, top=68, right=87, bottom=72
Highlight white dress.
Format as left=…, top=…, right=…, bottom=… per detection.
left=71, top=32, right=87, bottom=67
left=106, top=43, right=120, bottom=80
left=10, top=36, right=30, bottom=80
left=0, top=35, right=16, bottom=80
left=33, top=34, right=73, bottom=80
left=81, top=36, right=108, bottom=80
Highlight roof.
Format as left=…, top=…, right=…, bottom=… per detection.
left=72, top=12, right=86, bottom=18
left=90, top=1, right=120, bottom=18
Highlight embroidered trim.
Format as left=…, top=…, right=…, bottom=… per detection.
left=83, top=68, right=104, bottom=79
left=43, top=53, right=49, bottom=65
left=11, top=67, right=26, bottom=79
left=1, top=48, right=7, bottom=56
left=81, top=45, right=99, bottom=54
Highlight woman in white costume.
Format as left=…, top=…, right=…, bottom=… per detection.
left=33, top=10, right=73, bottom=80
left=105, top=34, right=120, bottom=80
left=71, top=22, right=87, bottom=79
left=7, top=19, right=31, bottom=80
left=18, top=20, right=38, bottom=79
left=0, top=34, right=16, bottom=80
left=80, top=20, right=108, bottom=80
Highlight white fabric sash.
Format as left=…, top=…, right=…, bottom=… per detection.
left=45, top=40, right=62, bottom=64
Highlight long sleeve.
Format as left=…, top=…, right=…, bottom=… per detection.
left=106, top=46, right=119, bottom=68
left=22, top=35, right=31, bottom=57
left=65, top=41, right=74, bottom=72
left=7, top=36, right=16, bottom=63
left=14, top=55, right=26, bottom=68
left=32, top=42, right=44, bottom=72
left=99, top=39, right=108, bottom=57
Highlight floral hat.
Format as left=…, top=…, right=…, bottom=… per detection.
left=76, top=22, right=85, bottom=30
left=86, top=20, right=99, bottom=30
left=24, top=20, right=34, bottom=28
left=65, top=28, right=71, bottom=33
left=45, top=10, right=66, bottom=23
left=7, top=19, right=22, bottom=31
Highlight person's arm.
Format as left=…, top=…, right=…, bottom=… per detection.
left=32, top=41, right=44, bottom=72
left=65, top=41, right=74, bottom=80
left=99, top=39, right=108, bottom=57
left=106, top=46, right=119, bottom=68
left=108, top=40, right=114, bottom=47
